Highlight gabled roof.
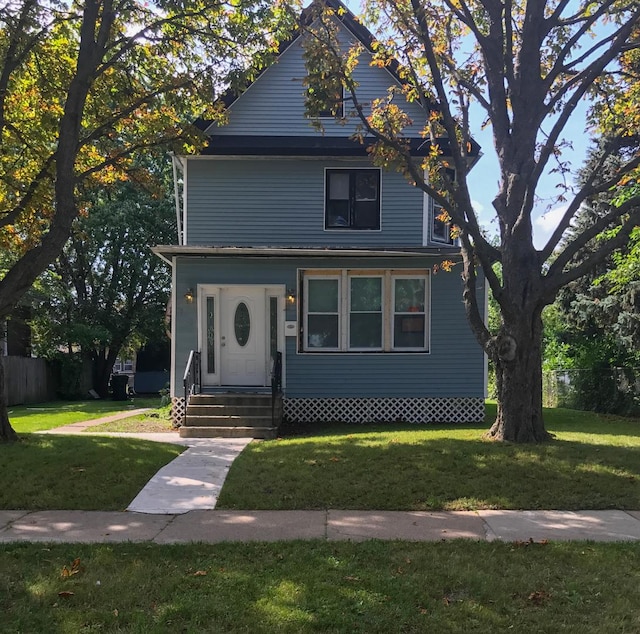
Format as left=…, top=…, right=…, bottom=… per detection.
left=193, top=0, right=480, bottom=161
left=194, top=0, right=438, bottom=132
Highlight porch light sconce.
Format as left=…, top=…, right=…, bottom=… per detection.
left=184, top=288, right=195, bottom=304
left=286, top=288, right=296, bottom=306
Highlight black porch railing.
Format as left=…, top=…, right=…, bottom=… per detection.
left=271, top=351, right=282, bottom=428
left=182, top=350, right=201, bottom=426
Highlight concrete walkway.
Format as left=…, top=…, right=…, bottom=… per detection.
left=41, top=408, right=152, bottom=433
left=127, top=438, right=252, bottom=514
left=21, top=422, right=640, bottom=545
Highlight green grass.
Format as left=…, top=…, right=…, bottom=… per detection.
left=1, top=540, right=640, bottom=633
left=0, top=435, right=183, bottom=510
left=84, top=405, right=175, bottom=434
left=8, top=397, right=162, bottom=433
left=217, top=404, right=640, bottom=511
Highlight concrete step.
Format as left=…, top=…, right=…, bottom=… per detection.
left=189, top=394, right=274, bottom=407
left=179, top=425, right=278, bottom=439
left=186, top=404, right=275, bottom=417
left=185, top=415, right=276, bottom=427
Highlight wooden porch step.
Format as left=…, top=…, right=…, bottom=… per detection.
left=179, top=425, right=278, bottom=439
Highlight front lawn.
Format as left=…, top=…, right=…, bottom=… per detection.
left=83, top=405, right=175, bottom=434
left=8, top=397, right=162, bottom=433
left=217, top=405, right=640, bottom=511
left=1, top=541, right=639, bottom=633
left=0, top=435, right=183, bottom=510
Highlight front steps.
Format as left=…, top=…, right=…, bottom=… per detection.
left=179, top=393, right=282, bottom=439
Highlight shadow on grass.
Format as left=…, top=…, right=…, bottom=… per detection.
left=0, top=435, right=182, bottom=511
left=280, top=402, right=640, bottom=440
left=218, top=429, right=640, bottom=511
left=4, top=541, right=640, bottom=633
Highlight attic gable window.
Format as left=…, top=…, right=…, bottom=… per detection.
left=314, top=85, right=344, bottom=118
left=325, top=168, right=381, bottom=230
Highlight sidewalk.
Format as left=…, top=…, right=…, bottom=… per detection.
left=2, top=509, right=640, bottom=544
left=22, top=420, right=640, bottom=545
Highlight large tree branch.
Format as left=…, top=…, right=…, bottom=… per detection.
left=0, top=155, right=55, bottom=229
left=531, top=18, right=639, bottom=192
left=545, top=198, right=640, bottom=296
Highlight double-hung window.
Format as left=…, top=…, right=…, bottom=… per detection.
left=302, top=270, right=429, bottom=352
left=325, top=169, right=381, bottom=230
left=429, top=168, right=456, bottom=245
left=305, top=277, right=341, bottom=350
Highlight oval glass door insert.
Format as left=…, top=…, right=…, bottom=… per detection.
left=234, top=302, right=251, bottom=347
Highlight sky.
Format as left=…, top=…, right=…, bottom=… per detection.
left=466, top=99, right=593, bottom=250
left=339, top=0, right=598, bottom=252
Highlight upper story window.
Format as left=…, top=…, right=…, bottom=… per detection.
left=325, top=168, right=381, bottom=230
left=430, top=197, right=455, bottom=245
left=429, top=168, right=457, bottom=245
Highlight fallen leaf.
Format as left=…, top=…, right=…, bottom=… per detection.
left=329, top=457, right=340, bottom=462
left=61, top=558, right=82, bottom=578
left=419, top=607, right=428, bottom=614
left=344, top=576, right=360, bottom=582
left=527, top=590, right=551, bottom=606
left=113, top=608, right=119, bottom=617
left=193, top=570, right=207, bottom=576
left=58, top=591, right=75, bottom=598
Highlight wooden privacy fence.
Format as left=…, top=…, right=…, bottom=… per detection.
left=1, top=356, right=57, bottom=406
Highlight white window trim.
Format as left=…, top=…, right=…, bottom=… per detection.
left=424, top=167, right=457, bottom=246
left=323, top=167, right=383, bottom=232
left=303, top=275, right=342, bottom=352
left=391, top=275, right=429, bottom=351
left=430, top=196, right=455, bottom=245
left=301, top=269, right=430, bottom=353
left=348, top=273, right=384, bottom=352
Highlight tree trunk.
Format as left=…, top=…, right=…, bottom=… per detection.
left=93, top=347, right=120, bottom=398
left=0, top=358, right=19, bottom=442
left=485, top=311, right=553, bottom=443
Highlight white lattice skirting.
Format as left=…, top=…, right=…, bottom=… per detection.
left=172, top=396, right=484, bottom=426
left=171, top=397, right=186, bottom=426
left=283, top=397, right=484, bottom=424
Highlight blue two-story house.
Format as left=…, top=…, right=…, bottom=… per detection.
left=153, top=0, right=486, bottom=436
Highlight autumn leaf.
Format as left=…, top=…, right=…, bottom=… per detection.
left=527, top=590, right=552, bottom=606
left=61, top=558, right=82, bottom=578
left=57, top=591, right=75, bottom=598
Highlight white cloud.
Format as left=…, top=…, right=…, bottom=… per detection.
left=533, top=205, right=568, bottom=250
left=471, top=199, right=485, bottom=215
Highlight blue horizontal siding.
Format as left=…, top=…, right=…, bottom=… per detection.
left=171, top=256, right=485, bottom=398
left=185, top=158, right=424, bottom=247
left=212, top=30, right=428, bottom=138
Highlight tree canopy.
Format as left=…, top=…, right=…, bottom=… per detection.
left=0, top=0, right=293, bottom=441
left=31, top=153, right=175, bottom=397
left=302, top=0, right=640, bottom=441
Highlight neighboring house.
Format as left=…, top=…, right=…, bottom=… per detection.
left=153, top=0, right=486, bottom=432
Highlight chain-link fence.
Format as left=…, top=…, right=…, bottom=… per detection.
left=543, top=367, right=640, bottom=415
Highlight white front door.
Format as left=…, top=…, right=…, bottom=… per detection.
left=220, top=287, right=267, bottom=386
